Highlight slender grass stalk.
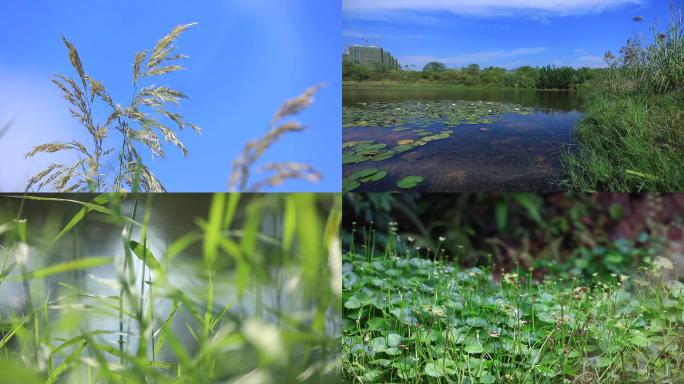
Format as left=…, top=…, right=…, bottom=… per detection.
left=25, top=24, right=200, bottom=192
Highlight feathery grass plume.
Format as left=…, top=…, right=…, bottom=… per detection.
left=25, top=23, right=199, bottom=193
left=229, top=85, right=324, bottom=191
left=0, top=119, right=12, bottom=141
left=248, top=162, right=322, bottom=192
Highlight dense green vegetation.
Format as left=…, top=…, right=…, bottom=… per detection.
left=342, top=193, right=684, bottom=383
left=343, top=61, right=602, bottom=90
left=0, top=193, right=341, bottom=383
left=343, top=247, right=683, bottom=383
left=563, top=5, right=684, bottom=191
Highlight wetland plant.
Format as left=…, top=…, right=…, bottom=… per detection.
left=25, top=24, right=200, bottom=193
left=563, top=3, right=684, bottom=191
left=21, top=25, right=325, bottom=193
left=229, top=85, right=324, bottom=192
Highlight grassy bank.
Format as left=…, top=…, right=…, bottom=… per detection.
left=342, top=244, right=684, bottom=383
left=562, top=6, right=684, bottom=191
left=563, top=90, right=684, bottom=191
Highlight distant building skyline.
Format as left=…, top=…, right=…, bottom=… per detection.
left=344, top=44, right=400, bottom=70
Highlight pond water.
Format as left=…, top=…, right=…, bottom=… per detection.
left=343, top=88, right=586, bottom=192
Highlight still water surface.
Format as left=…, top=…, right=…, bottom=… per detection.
left=343, top=88, right=586, bottom=192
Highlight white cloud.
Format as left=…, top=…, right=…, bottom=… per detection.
left=400, top=47, right=547, bottom=68
left=0, top=67, right=83, bottom=192
left=344, top=0, right=643, bottom=18
left=576, top=55, right=606, bottom=67
left=342, top=29, right=384, bottom=39
left=342, top=29, right=428, bottom=41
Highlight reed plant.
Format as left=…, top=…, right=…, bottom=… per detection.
left=22, top=24, right=325, bottom=193
left=228, top=86, right=324, bottom=192
left=25, top=24, right=200, bottom=193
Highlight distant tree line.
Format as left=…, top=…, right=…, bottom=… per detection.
left=343, top=60, right=605, bottom=90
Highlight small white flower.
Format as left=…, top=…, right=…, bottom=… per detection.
left=407, top=236, right=414, bottom=243
left=438, top=236, right=446, bottom=242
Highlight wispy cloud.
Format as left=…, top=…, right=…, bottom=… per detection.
left=342, top=29, right=384, bottom=39
left=344, top=0, right=643, bottom=18
left=400, top=47, right=547, bottom=68
left=342, top=28, right=429, bottom=41
left=575, top=55, right=606, bottom=67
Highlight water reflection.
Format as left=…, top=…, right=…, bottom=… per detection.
left=343, top=88, right=584, bottom=192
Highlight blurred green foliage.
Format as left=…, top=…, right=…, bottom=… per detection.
left=343, top=193, right=673, bottom=278
left=0, top=193, right=341, bottom=383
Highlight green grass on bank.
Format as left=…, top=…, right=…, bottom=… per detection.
left=562, top=5, right=684, bottom=191
left=562, top=90, right=684, bottom=191
left=342, top=246, right=684, bottom=383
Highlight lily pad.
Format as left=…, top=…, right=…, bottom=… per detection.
left=343, top=100, right=535, bottom=129
left=342, top=179, right=360, bottom=193
left=348, top=168, right=379, bottom=180
left=362, top=170, right=387, bottom=182
left=397, top=176, right=423, bottom=189
left=343, top=168, right=388, bottom=191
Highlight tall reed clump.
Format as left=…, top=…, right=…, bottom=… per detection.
left=563, top=2, right=684, bottom=191
left=0, top=193, right=341, bottom=383
left=229, top=86, right=324, bottom=192
left=25, top=24, right=200, bottom=193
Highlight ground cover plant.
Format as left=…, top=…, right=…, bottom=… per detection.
left=342, top=235, right=684, bottom=383
left=0, top=193, right=341, bottom=383
left=562, top=3, right=684, bottom=191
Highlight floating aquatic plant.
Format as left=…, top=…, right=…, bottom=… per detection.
left=396, top=175, right=423, bottom=189
left=343, top=100, right=534, bottom=129
left=342, top=168, right=388, bottom=192
left=343, top=128, right=454, bottom=166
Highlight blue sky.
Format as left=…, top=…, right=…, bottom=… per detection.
left=0, top=0, right=340, bottom=192
left=343, top=0, right=674, bottom=70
